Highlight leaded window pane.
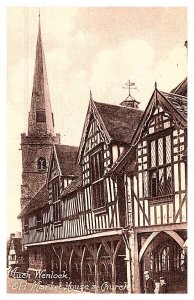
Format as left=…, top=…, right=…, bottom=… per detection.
left=166, top=166, right=173, bottom=194
left=166, top=135, right=171, bottom=163
left=151, top=171, right=157, bottom=197
left=158, top=168, right=165, bottom=195
left=151, top=141, right=156, bottom=167
left=158, top=138, right=164, bottom=165
left=143, top=171, right=148, bottom=197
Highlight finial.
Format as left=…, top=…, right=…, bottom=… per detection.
left=38, top=8, right=41, bottom=31
left=90, top=89, right=93, bottom=101
left=122, top=80, right=136, bottom=97
left=184, top=40, right=187, bottom=49
left=155, top=81, right=157, bottom=89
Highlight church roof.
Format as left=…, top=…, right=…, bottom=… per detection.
left=55, top=144, right=81, bottom=177
left=18, top=184, right=49, bottom=218
left=170, top=77, right=187, bottom=96
left=94, top=101, right=143, bottom=144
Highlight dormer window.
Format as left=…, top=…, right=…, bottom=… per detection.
left=37, top=157, right=47, bottom=171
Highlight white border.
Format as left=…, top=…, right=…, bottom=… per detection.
left=1, top=1, right=193, bottom=300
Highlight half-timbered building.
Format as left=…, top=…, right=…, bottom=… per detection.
left=18, top=17, right=144, bottom=292
left=18, top=16, right=187, bottom=294
left=110, top=79, right=187, bottom=293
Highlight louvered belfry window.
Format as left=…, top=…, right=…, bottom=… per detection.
left=36, top=111, right=46, bottom=123
left=149, top=134, right=173, bottom=198
left=90, top=148, right=105, bottom=208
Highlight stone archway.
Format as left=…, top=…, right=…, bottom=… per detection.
left=139, top=231, right=185, bottom=262
left=139, top=231, right=187, bottom=293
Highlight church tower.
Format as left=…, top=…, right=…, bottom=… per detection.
left=20, top=17, right=60, bottom=209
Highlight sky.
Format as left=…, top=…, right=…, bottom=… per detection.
left=7, top=7, right=187, bottom=235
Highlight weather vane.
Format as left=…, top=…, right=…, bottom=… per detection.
left=122, top=80, right=137, bottom=97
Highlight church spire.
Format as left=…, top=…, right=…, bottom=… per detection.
left=28, top=15, right=55, bottom=136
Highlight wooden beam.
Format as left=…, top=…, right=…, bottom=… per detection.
left=73, top=245, right=83, bottom=259
left=68, top=248, right=74, bottom=282
left=24, top=229, right=123, bottom=247
left=134, top=222, right=187, bottom=233
left=133, top=232, right=141, bottom=293
left=85, top=243, right=97, bottom=261
left=174, top=195, right=186, bottom=222
left=101, top=239, right=113, bottom=258
left=113, top=239, right=122, bottom=260
left=80, top=247, right=86, bottom=290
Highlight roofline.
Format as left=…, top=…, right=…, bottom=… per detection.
left=109, top=87, right=187, bottom=175
left=77, top=98, right=112, bottom=164
left=157, top=89, right=187, bottom=124
left=171, top=77, right=187, bottom=94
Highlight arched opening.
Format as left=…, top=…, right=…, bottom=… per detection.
left=140, top=231, right=187, bottom=293
left=98, top=246, right=112, bottom=293
left=115, top=242, right=128, bottom=293
left=37, top=157, right=47, bottom=171
left=71, top=251, right=81, bottom=288
left=83, top=249, right=95, bottom=289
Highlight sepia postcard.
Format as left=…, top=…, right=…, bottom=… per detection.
left=6, top=4, right=188, bottom=295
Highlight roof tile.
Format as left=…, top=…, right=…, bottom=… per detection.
left=94, top=101, right=143, bottom=144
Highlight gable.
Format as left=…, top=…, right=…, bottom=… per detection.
left=83, top=116, right=106, bottom=155
left=77, top=98, right=143, bottom=164
left=48, top=145, right=80, bottom=182
left=77, top=99, right=110, bottom=164
left=132, top=89, right=187, bottom=145
left=110, top=87, right=187, bottom=174
left=142, top=105, right=174, bottom=138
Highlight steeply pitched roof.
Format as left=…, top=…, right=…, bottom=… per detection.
left=94, top=101, right=143, bottom=144
left=55, top=144, right=81, bottom=177
left=18, top=145, right=81, bottom=218
left=109, top=86, right=187, bottom=175
left=170, top=78, right=187, bottom=96
left=61, top=177, right=82, bottom=198
left=160, top=91, right=187, bottom=119
left=18, top=184, right=49, bottom=218
left=28, top=18, right=55, bottom=136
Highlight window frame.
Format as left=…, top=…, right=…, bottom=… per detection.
left=37, top=157, right=47, bottom=172
left=23, top=217, right=29, bottom=234
left=36, top=211, right=43, bottom=231
left=147, top=129, right=174, bottom=201
left=52, top=180, right=62, bottom=225
left=89, top=146, right=107, bottom=210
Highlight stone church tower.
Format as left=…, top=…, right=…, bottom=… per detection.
left=20, top=18, right=60, bottom=210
